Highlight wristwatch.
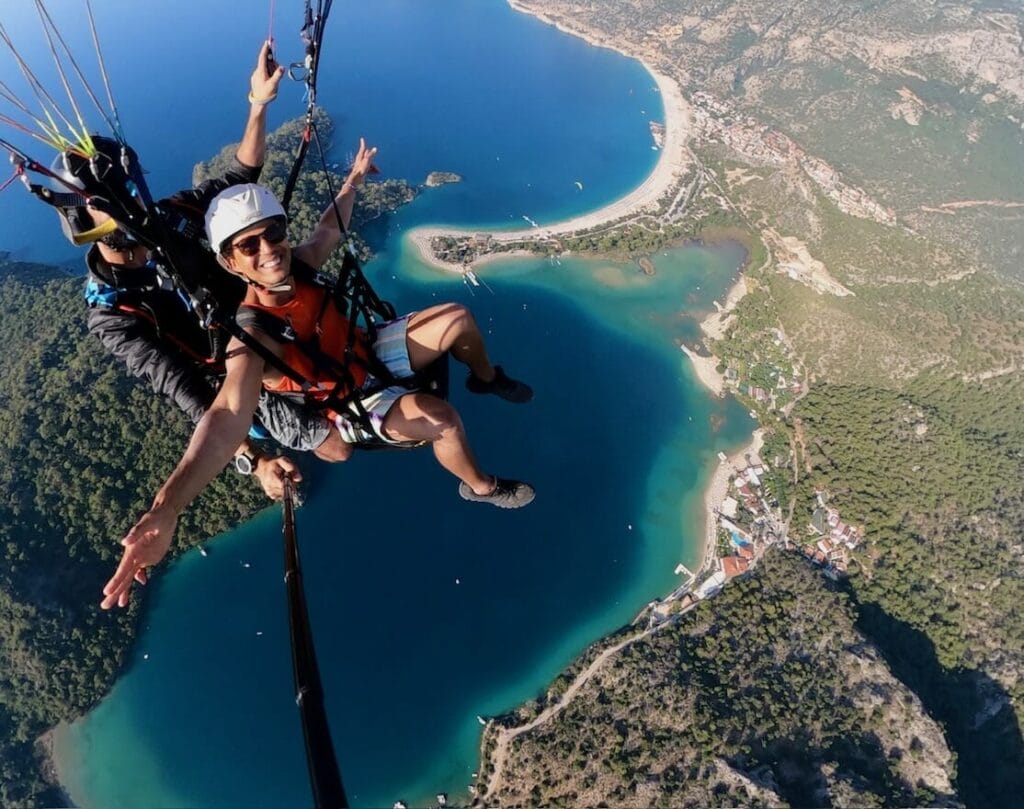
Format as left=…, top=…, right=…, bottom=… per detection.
left=233, top=448, right=263, bottom=476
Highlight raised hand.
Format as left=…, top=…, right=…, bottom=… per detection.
left=251, top=39, right=285, bottom=103
left=345, top=138, right=380, bottom=188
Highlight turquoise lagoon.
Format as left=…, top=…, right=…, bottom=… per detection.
left=0, top=0, right=753, bottom=805
left=53, top=244, right=751, bottom=808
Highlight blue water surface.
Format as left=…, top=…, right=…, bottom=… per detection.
left=0, top=1, right=752, bottom=806
left=0, top=0, right=659, bottom=260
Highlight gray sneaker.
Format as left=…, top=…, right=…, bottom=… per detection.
left=459, top=478, right=536, bottom=509
left=465, top=366, right=533, bottom=403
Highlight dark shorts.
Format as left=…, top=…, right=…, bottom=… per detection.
left=256, top=391, right=331, bottom=452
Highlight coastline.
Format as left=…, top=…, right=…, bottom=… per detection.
left=680, top=343, right=725, bottom=397
left=412, top=4, right=760, bottom=590
left=701, top=428, right=765, bottom=573
left=701, top=274, right=749, bottom=342
left=470, top=0, right=760, bottom=589
left=688, top=271, right=756, bottom=577
left=676, top=272, right=751, bottom=397
left=502, top=0, right=763, bottom=653
left=37, top=724, right=75, bottom=808
left=406, top=37, right=692, bottom=274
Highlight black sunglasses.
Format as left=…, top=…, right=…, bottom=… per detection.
left=230, top=218, right=288, bottom=257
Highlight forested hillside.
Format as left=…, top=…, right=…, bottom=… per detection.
left=0, top=255, right=268, bottom=805
left=481, top=552, right=956, bottom=808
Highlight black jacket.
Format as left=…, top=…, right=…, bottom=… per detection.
left=85, top=159, right=256, bottom=423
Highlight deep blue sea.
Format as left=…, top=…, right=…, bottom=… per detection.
left=0, top=1, right=749, bottom=806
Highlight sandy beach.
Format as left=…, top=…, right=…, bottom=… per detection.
left=407, top=60, right=692, bottom=274
left=700, top=275, right=749, bottom=341
left=680, top=344, right=725, bottom=397
left=36, top=724, right=73, bottom=806
left=675, top=274, right=749, bottom=399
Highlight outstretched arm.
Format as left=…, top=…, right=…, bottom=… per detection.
left=236, top=40, right=286, bottom=168
left=292, top=138, right=378, bottom=270
left=100, top=345, right=267, bottom=609
left=87, top=306, right=298, bottom=500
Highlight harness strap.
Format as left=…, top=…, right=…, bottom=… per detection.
left=233, top=297, right=417, bottom=436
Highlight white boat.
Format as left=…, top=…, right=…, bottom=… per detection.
left=464, top=270, right=480, bottom=287
left=574, top=180, right=583, bottom=190
left=199, top=546, right=208, bottom=557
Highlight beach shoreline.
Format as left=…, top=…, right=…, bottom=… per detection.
left=494, top=0, right=762, bottom=590
left=37, top=724, right=75, bottom=808
left=675, top=271, right=750, bottom=398
left=700, top=428, right=765, bottom=572
left=406, top=24, right=692, bottom=274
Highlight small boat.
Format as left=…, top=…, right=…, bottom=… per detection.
left=574, top=180, right=583, bottom=190
left=477, top=715, right=487, bottom=726
left=199, top=546, right=208, bottom=557
left=464, top=270, right=480, bottom=287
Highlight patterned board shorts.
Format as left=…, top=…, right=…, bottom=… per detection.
left=334, top=314, right=416, bottom=445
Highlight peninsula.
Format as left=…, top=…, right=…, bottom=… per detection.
left=407, top=66, right=692, bottom=272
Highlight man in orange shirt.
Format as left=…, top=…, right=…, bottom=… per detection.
left=101, top=140, right=535, bottom=609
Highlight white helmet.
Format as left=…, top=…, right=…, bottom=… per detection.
left=205, top=183, right=287, bottom=255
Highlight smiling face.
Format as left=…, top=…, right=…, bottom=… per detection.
left=221, top=216, right=292, bottom=288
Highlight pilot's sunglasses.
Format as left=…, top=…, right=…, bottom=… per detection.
left=231, top=219, right=289, bottom=257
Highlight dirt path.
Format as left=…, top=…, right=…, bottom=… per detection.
left=483, top=627, right=651, bottom=799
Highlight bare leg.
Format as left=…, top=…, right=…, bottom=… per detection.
left=405, top=303, right=495, bottom=382
left=313, top=426, right=354, bottom=463
left=381, top=392, right=494, bottom=494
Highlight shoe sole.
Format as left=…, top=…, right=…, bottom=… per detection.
left=459, top=483, right=535, bottom=508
